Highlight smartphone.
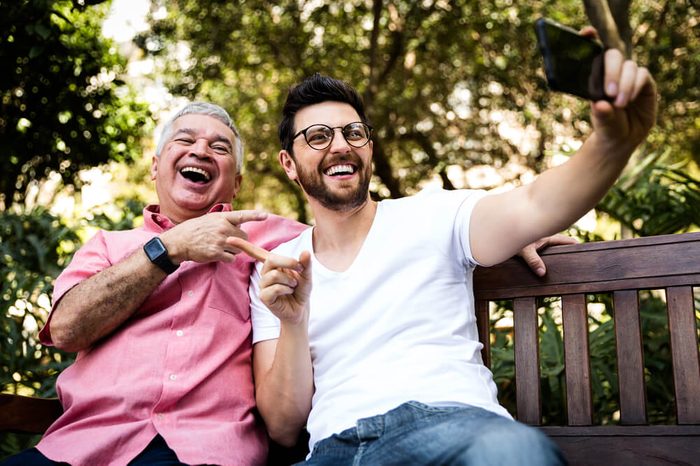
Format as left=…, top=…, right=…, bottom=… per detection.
left=535, top=18, right=607, bottom=101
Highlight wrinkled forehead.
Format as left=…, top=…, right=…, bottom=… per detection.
left=294, top=101, right=362, bottom=131
left=170, top=114, right=237, bottom=143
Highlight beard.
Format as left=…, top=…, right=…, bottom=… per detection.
left=295, top=155, right=371, bottom=212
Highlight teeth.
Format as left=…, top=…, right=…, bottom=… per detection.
left=325, top=164, right=355, bottom=176
left=180, top=166, right=211, bottom=181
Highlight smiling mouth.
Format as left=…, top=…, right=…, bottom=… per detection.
left=324, top=164, right=356, bottom=176
left=180, top=166, right=212, bottom=183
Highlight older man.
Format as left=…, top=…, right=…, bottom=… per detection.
left=2, top=102, right=307, bottom=466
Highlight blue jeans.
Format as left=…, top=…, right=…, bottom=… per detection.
left=0, top=434, right=188, bottom=466
left=299, top=401, right=566, bottom=466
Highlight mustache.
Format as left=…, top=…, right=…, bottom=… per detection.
left=320, top=153, right=364, bottom=171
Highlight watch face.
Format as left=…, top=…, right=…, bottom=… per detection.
left=145, top=238, right=167, bottom=258
left=144, top=237, right=179, bottom=274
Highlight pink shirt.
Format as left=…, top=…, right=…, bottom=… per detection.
left=36, top=204, right=307, bottom=466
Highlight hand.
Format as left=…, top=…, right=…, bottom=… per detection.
left=160, top=210, right=268, bottom=264
left=578, top=27, right=657, bottom=149
left=593, top=49, right=657, bottom=151
left=518, top=234, right=578, bottom=277
left=257, top=251, right=312, bottom=326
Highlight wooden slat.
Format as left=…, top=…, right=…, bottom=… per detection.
left=665, top=286, right=700, bottom=424
left=513, top=296, right=541, bottom=425
left=542, top=425, right=700, bottom=466
left=613, top=290, right=647, bottom=424
left=474, top=232, right=700, bottom=300
left=477, top=274, right=700, bottom=300
left=539, top=425, right=700, bottom=437
left=475, top=299, right=491, bottom=368
left=562, top=294, right=593, bottom=425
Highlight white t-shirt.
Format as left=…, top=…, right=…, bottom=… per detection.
left=250, top=187, right=512, bottom=452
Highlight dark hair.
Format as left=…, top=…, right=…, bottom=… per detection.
left=278, top=73, right=369, bottom=154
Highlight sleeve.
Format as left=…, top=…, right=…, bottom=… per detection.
left=453, top=189, right=490, bottom=267
left=249, top=261, right=282, bottom=344
left=39, top=230, right=112, bottom=345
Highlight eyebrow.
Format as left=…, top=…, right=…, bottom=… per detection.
left=174, top=128, right=233, bottom=150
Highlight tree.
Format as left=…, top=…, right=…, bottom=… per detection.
left=140, top=1, right=574, bottom=220
left=142, top=0, right=698, bottom=229
left=0, top=0, right=152, bottom=209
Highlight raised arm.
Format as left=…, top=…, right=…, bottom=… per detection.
left=49, top=210, right=267, bottom=352
left=251, top=251, right=314, bottom=447
left=471, top=49, right=656, bottom=266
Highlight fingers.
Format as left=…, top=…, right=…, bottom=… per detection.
left=578, top=26, right=598, bottom=40
left=257, top=252, right=310, bottom=316
left=519, top=245, right=546, bottom=277
left=297, top=250, right=312, bottom=280
left=259, top=267, right=299, bottom=292
left=227, top=237, right=269, bottom=262
left=615, top=60, right=638, bottom=107
left=519, top=234, right=577, bottom=277
left=603, top=49, right=652, bottom=108
left=541, top=233, right=578, bottom=247
left=261, top=253, right=304, bottom=274
left=631, top=67, right=655, bottom=101
left=603, top=48, right=624, bottom=101
left=224, top=210, right=268, bottom=226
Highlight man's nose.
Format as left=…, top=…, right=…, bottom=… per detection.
left=328, top=128, right=351, bottom=153
left=190, top=138, right=212, bottom=157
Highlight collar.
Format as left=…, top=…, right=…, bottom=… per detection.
left=143, top=203, right=232, bottom=232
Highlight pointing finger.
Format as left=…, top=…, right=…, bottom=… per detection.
left=225, top=210, right=269, bottom=226
left=227, top=237, right=269, bottom=262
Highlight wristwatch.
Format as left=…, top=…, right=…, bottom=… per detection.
left=143, top=237, right=179, bottom=274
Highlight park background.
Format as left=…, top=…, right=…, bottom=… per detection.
left=1, top=0, right=698, bottom=458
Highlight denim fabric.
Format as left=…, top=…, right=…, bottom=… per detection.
left=0, top=434, right=188, bottom=466
left=298, top=402, right=566, bottom=466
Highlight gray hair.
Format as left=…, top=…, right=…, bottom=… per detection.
left=155, top=102, right=244, bottom=173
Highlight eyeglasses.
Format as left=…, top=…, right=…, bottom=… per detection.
left=293, top=122, right=373, bottom=150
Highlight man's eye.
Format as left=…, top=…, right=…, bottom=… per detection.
left=308, top=132, right=330, bottom=142
left=212, top=145, right=231, bottom=154
left=176, top=138, right=194, bottom=144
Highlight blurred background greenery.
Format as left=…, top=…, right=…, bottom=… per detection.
left=1, top=0, right=698, bottom=458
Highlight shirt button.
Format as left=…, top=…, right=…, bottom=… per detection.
left=155, top=413, right=164, bottom=419
left=169, top=374, right=177, bottom=381
left=176, top=330, right=184, bottom=337
left=187, top=290, right=194, bottom=297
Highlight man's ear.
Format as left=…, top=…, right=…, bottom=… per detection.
left=150, top=155, right=158, bottom=180
left=231, top=174, right=243, bottom=199
left=279, top=150, right=298, bottom=181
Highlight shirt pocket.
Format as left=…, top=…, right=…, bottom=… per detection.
left=205, top=261, right=251, bottom=322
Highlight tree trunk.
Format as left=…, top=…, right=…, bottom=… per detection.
left=582, top=0, right=632, bottom=56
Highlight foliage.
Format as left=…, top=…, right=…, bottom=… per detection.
left=599, top=151, right=700, bottom=235
left=0, top=201, right=144, bottom=458
left=142, top=0, right=591, bottom=220
left=142, top=0, right=698, bottom=226
left=0, top=0, right=152, bottom=209
left=0, top=208, right=77, bottom=458
left=0, top=209, right=78, bottom=396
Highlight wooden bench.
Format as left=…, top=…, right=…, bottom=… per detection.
left=474, top=231, right=700, bottom=465
left=2, top=232, right=699, bottom=464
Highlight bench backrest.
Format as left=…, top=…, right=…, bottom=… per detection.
left=473, top=231, right=700, bottom=464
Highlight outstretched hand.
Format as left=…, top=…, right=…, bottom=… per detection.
left=518, top=234, right=578, bottom=277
